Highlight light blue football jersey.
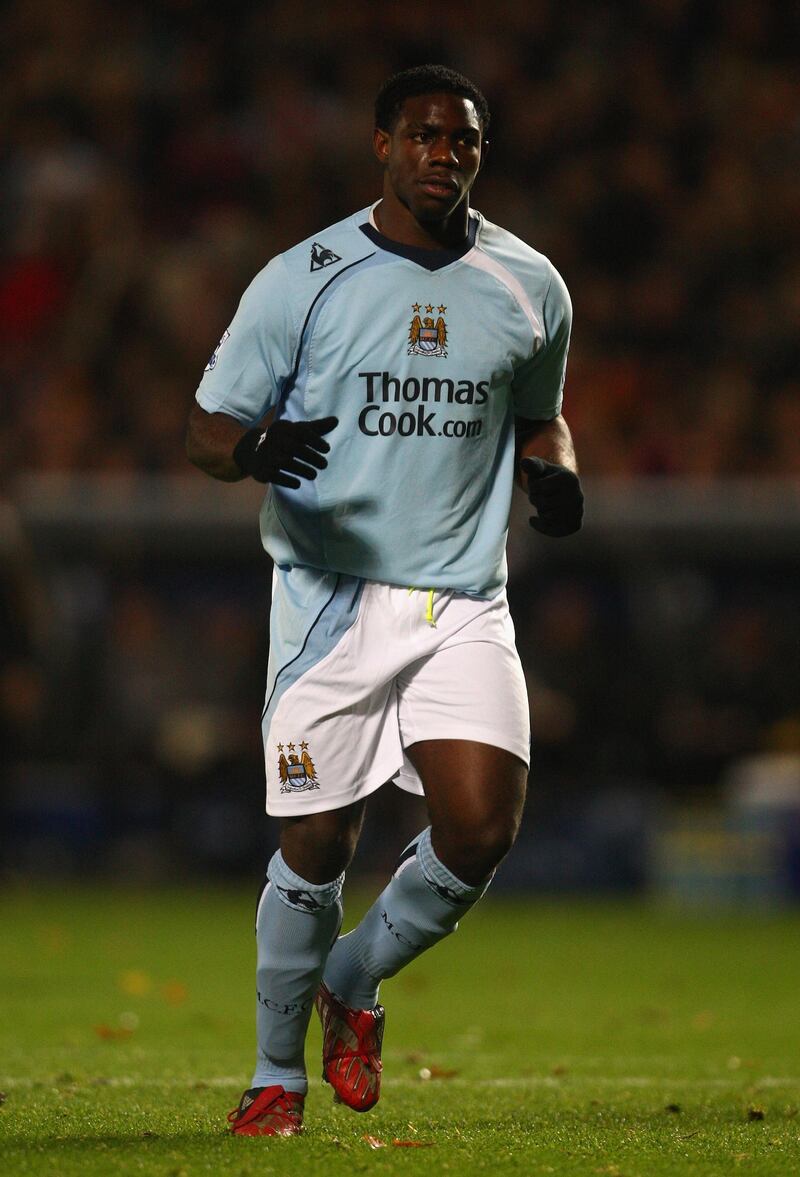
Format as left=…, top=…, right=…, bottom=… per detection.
left=196, top=204, right=571, bottom=597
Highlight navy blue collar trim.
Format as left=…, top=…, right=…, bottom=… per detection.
left=358, top=216, right=477, bottom=271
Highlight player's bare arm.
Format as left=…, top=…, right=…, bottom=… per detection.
left=514, top=413, right=577, bottom=478
left=186, top=403, right=337, bottom=488
left=186, top=403, right=249, bottom=481
left=515, top=414, right=584, bottom=536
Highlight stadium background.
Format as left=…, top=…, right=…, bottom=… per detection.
left=2, top=0, right=799, bottom=900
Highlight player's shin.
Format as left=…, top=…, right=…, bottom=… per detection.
left=322, top=826, right=490, bottom=1009
left=252, top=851, right=344, bottom=1093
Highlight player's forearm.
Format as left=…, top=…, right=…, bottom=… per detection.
left=514, top=414, right=577, bottom=488
left=185, top=403, right=250, bottom=482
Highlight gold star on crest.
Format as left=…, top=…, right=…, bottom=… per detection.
left=425, top=304, right=434, bottom=313
left=412, top=302, right=421, bottom=312
left=277, top=743, right=284, bottom=751
left=438, top=305, right=447, bottom=313
left=287, top=741, right=296, bottom=751
left=300, top=741, right=309, bottom=750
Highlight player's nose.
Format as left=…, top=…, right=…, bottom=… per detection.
left=429, top=137, right=459, bottom=166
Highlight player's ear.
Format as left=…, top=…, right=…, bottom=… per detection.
left=373, top=126, right=390, bottom=164
left=477, top=138, right=489, bottom=173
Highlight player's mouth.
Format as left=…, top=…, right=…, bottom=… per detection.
left=418, top=175, right=459, bottom=199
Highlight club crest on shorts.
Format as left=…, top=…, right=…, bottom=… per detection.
left=408, top=302, right=448, bottom=357
left=277, top=741, right=320, bottom=793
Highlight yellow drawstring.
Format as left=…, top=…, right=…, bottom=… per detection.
left=407, top=586, right=437, bottom=627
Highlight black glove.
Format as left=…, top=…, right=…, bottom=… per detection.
left=521, top=456, right=584, bottom=537
left=233, top=417, right=338, bottom=488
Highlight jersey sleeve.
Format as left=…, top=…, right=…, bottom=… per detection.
left=195, top=256, right=297, bottom=426
left=511, top=263, right=572, bottom=421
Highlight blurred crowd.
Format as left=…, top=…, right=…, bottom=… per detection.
left=2, top=0, right=800, bottom=879
left=2, top=0, right=799, bottom=481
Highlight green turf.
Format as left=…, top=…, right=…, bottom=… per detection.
left=1, top=886, right=799, bottom=1176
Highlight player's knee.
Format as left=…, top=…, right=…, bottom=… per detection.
left=434, top=809, right=521, bottom=883
left=470, top=814, right=520, bottom=873
left=280, top=801, right=365, bottom=883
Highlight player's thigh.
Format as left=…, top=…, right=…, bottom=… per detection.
left=398, top=615, right=531, bottom=873
left=407, top=738, right=527, bottom=883
left=407, top=738, right=528, bottom=834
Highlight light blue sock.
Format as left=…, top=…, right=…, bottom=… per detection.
left=251, top=851, right=343, bottom=1094
left=322, top=827, right=490, bottom=1010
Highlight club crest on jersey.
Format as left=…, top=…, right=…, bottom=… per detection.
left=204, top=328, right=230, bottom=371
left=277, top=741, right=320, bottom=793
left=408, top=303, right=448, bottom=357
left=310, top=242, right=341, bottom=272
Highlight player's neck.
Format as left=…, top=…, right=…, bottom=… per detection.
left=373, top=194, right=470, bottom=251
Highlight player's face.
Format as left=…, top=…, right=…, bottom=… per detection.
left=374, top=93, right=485, bottom=223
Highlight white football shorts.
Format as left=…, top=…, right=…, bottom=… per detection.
left=262, top=565, right=530, bottom=816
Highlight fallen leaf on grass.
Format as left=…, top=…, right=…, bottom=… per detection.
left=638, top=1006, right=669, bottom=1025
left=665, top=1103, right=682, bottom=1114
left=551, top=1064, right=568, bottom=1076
left=393, top=1140, right=435, bottom=1148
left=363, top=1134, right=386, bottom=1149
left=747, top=1107, right=765, bottom=1121
left=118, top=970, right=152, bottom=997
left=94, top=1024, right=133, bottom=1040
left=160, top=980, right=188, bottom=1005
left=398, top=974, right=429, bottom=993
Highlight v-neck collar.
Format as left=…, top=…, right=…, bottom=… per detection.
left=358, top=204, right=478, bottom=272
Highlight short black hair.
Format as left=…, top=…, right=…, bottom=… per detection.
left=374, top=65, right=490, bottom=135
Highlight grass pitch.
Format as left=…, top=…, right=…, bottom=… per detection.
left=1, top=886, right=799, bottom=1176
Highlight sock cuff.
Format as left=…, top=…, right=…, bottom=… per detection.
left=267, top=851, right=344, bottom=912
left=416, top=827, right=491, bottom=906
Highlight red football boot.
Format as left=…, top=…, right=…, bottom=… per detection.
left=315, top=981, right=385, bottom=1111
left=227, top=1085, right=304, bottom=1136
